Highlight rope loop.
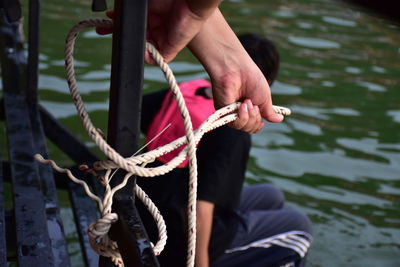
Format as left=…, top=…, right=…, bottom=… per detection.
left=35, top=18, right=291, bottom=267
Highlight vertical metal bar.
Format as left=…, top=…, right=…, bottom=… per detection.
left=25, top=1, right=70, bottom=265
left=92, top=0, right=107, bottom=12
left=107, top=0, right=145, bottom=149
left=26, top=0, right=39, bottom=106
left=101, top=0, right=159, bottom=266
left=0, top=153, right=6, bottom=267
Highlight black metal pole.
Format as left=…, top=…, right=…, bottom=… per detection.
left=25, top=0, right=71, bottom=265
left=100, top=0, right=159, bottom=266
left=26, top=0, right=39, bottom=106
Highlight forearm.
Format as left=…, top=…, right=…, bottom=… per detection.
left=188, top=9, right=255, bottom=107
left=196, top=200, right=215, bottom=267
left=188, top=9, right=283, bottom=124
left=188, top=9, right=249, bottom=78
left=187, top=0, right=223, bottom=18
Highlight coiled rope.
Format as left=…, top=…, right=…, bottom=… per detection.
left=35, top=18, right=291, bottom=267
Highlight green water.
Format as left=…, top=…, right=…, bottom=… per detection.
left=15, top=0, right=400, bottom=266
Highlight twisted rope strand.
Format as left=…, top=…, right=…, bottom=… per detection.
left=34, top=154, right=103, bottom=209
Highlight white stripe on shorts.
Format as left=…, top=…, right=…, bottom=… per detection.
left=224, top=230, right=312, bottom=258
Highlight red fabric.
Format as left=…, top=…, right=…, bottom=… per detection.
left=146, top=79, right=215, bottom=168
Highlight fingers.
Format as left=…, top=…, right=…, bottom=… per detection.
left=230, top=99, right=264, bottom=134
left=105, top=10, right=114, bottom=19
left=259, top=101, right=284, bottom=123
left=95, top=10, right=114, bottom=35
left=257, top=86, right=284, bottom=123
left=95, top=26, right=113, bottom=35
left=144, top=50, right=157, bottom=65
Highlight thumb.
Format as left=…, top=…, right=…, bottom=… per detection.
left=105, top=10, right=114, bottom=19
left=259, top=102, right=284, bottom=123
left=95, top=10, right=114, bottom=35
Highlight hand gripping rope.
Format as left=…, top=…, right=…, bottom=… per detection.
left=35, top=18, right=291, bottom=267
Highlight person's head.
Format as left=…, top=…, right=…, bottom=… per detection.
left=238, top=33, right=280, bottom=85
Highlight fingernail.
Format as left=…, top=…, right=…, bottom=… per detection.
left=243, top=103, right=248, bottom=112
left=247, top=100, right=253, bottom=110
left=277, top=114, right=284, bottom=120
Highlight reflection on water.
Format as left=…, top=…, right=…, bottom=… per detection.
left=322, top=16, right=358, bottom=27
left=15, top=0, right=400, bottom=266
left=288, top=36, right=341, bottom=49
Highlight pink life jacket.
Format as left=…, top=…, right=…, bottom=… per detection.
left=146, top=79, right=215, bottom=168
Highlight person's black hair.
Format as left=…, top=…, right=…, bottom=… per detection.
left=238, top=33, right=280, bottom=85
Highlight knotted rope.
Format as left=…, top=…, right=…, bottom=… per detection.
left=35, top=18, right=291, bottom=267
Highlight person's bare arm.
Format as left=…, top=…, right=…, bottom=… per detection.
left=196, top=200, right=214, bottom=267
left=188, top=9, right=283, bottom=132
left=187, top=0, right=222, bottom=17
left=146, top=0, right=223, bottom=62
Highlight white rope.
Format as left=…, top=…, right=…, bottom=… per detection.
left=35, top=18, right=291, bottom=267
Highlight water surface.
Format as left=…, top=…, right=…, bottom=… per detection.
left=15, top=0, right=400, bottom=266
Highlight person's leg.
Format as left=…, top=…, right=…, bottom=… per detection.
left=238, top=184, right=285, bottom=212
left=212, top=209, right=312, bottom=267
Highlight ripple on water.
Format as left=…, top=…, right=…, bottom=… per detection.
left=274, top=10, right=296, bottom=18
left=371, top=66, right=386, bottom=73
left=322, top=16, right=357, bottom=27
left=289, top=106, right=360, bottom=120
left=79, top=70, right=110, bottom=80
left=252, top=147, right=400, bottom=182
left=345, top=67, right=362, bottom=74
left=297, top=22, right=314, bottom=29
left=168, top=62, right=205, bottom=73
left=321, top=81, right=335, bottom=87
left=378, top=184, right=400, bottom=196
left=257, top=175, right=392, bottom=207
left=330, top=108, right=360, bottom=116
left=307, top=211, right=400, bottom=267
left=290, top=106, right=329, bottom=120
left=356, top=81, right=387, bottom=92
left=253, top=131, right=294, bottom=147
left=387, top=110, right=400, bottom=123
left=288, top=118, right=323, bottom=135
left=39, top=74, right=109, bottom=93
left=144, top=62, right=206, bottom=83
left=271, top=80, right=302, bottom=95
left=41, top=100, right=108, bottom=119
left=288, top=36, right=341, bottom=49
left=337, top=138, right=400, bottom=166
left=307, top=72, right=324, bottom=78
